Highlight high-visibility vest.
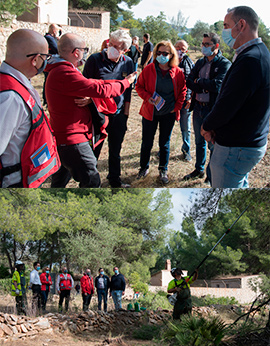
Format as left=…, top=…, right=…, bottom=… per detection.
left=59, top=273, right=72, bottom=291
left=0, top=73, right=60, bottom=188
left=11, top=270, right=24, bottom=296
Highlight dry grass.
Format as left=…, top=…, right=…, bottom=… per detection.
left=32, top=51, right=270, bottom=189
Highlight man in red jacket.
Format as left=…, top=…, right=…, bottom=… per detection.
left=80, top=269, right=94, bottom=311
left=45, top=33, right=136, bottom=188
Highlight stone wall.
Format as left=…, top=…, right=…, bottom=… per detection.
left=0, top=13, right=110, bottom=62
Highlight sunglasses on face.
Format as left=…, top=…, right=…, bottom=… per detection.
left=71, top=47, right=89, bottom=53
left=201, top=42, right=213, bottom=47
left=26, top=53, right=52, bottom=61
left=156, top=51, right=170, bottom=56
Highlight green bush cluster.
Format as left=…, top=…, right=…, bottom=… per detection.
left=192, top=295, right=238, bottom=307
left=137, top=290, right=172, bottom=310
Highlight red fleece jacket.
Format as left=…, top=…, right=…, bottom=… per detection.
left=45, top=61, right=130, bottom=145
left=135, top=62, right=186, bottom=121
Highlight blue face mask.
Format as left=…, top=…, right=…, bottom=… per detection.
left=36, top=59, right=47, bottom=75
left=36, top=266, right=40, bottom=271
left=222, top=21, right=240, bottom=49
left=46, top=270, right=49, bottom=274
left=156, top=55, right=170, bottom=65
left=100, top=271, right=104, bottom=275
left=114, top=270, right=119, bottom=274
left=201, top=46, right=214, bottom=57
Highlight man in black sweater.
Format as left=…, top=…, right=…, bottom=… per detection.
left=201, top=6, right=270, bottom=188
left=184, top=33, right=231, bottom=183
left=110, top=267, right=126, bottom=311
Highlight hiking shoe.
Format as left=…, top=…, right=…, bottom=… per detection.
left=182, top=150, right=192, bottom=162
left=159, top=170, right=169, bottom=184
left=183, top=169, right=205, bottom=181
left=137, top=168, right=149, bottom=179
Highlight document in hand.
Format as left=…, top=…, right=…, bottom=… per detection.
left=152, top=91, right=165, bottom=111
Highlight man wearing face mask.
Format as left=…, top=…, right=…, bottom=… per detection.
left=110, top=267, right=126, bottom=311
left=12, top=261, right=27, bottom=315
left=45, top=33, right=136, bottom=188
left=80, top=269, right=94, bottom=311
left=184, top=33, right=231, bottom=184
left=30, top=261, right=42, bottom=314
left=140, top=33, right=154, bottom=69
left=57, top=266, right=74, bottom=313
left=95, top=268, right=110, bottom=312
left=127, top=36, right=141, bottom=86
left=201, top=6, right=270, bottom=188
left=83, top=30, right=135, bottom=188
left=175, top=40, right=194, bottom=162
left=0, top=29, right=60, bottom=188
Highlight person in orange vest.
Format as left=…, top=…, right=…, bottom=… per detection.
left=40, top=266, right=52, bottom=313
left=56, top=266, right=74, bottom=313
left=80, top=269, right=94, bottom=311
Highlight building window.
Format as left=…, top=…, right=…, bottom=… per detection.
left=216, top=284, right=220, bottom=288
left=226, top=284, right=229, bottom=288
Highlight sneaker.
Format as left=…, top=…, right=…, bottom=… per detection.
left=159, top=170, right=169, bottom=184
left=182, top=150, right=192, bottom=162
left=183, top=169, right=205, bottom=181
left=137, top=168, right=149, bottom=179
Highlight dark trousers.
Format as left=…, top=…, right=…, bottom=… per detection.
left=41, top=289, right=49, bottom=311
left=15, top=294, right=27, bottom=315
left=97, top=289, right=108, bottom=312
left=140, top=113, right=175, bottom=171
left=173, top=298, right=192, bottom=320
left=94, top=112, right=128, bottom=187
left=32, top=284, right=41, bottom=313
left=51, top=142, right=100, bottom=188
left=59, top=290, right=71, bottom=312
left=82, top=293, right=92, bottom=311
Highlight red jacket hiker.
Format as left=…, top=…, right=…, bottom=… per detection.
left=80, top=273, right=94, bottom=295
left=40, top=272, right=53, bottom=291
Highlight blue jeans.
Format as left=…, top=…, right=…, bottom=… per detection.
left=140, top=113, right=176, bottom=171
left=193, top=102, right=214, bottom=179
left=97, top=289, right=108, bottom=312
left=41, top=290, right=49, bottom=310
left=111, top=290, right=123, bottom=310
left=210, top=143, right=267, bottom=188
left=180, top=107, right=191, bottom=155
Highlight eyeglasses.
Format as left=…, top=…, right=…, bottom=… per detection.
left=201, top=42, right=213, bottom=47
left=26, top=53, right=52, bottom=61
left=71, top=47, right=89, bottom=53
left=156, top=51, right=171, bottom=56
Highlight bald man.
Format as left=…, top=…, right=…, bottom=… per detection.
left=43, top=24, right=60, bottom=105
left=45, top=33, right=136, bottom=188
left=0, top=29, right=59, bottom=187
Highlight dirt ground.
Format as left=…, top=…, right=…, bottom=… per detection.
left=31, top=50, right=270, bottom=189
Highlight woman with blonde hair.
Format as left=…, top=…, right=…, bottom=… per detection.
left=136, top=40, right=187, bottom=184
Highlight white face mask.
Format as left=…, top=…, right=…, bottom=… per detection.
left=107, top=46, right=121, bottom=61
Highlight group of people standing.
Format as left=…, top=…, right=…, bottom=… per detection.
left=0, top=5, right=269, bottom=188
left=11, top=261, right=126, bottom=315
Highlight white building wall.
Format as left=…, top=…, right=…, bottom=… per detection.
left=39, top=0, right=68, bottom=24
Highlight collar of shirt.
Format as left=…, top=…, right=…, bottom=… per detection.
left=0, top=61, right=42, bottom=107
left=233, top=37, right=262, bottom=62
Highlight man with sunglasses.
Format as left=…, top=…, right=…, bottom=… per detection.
left=0, top=29, right=59, bottom=188
left=183, top=33, right=231, bottom=185
left=45, top=33, right=136, bottom=188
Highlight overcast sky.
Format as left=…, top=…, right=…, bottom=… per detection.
left=121, top=0, right=270, bottom=28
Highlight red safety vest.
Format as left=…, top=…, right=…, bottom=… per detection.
left=59, top=273, right=72, bottom=291
left=0, top=73, right=60, bottom=188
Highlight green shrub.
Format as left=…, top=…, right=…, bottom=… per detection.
left=138, top=291, right=172, bottom=310
left=0, top=264, right=11, bottom=279
left=163, top=314, right=227, bottom=346
left=0, top=278, right=12, bottom=294
left=203, top=295, right=239, bottom=306
left=132, top=324, right=162, bottom=340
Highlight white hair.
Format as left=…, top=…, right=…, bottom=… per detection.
left=109, top=29, right=132, bottom=50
